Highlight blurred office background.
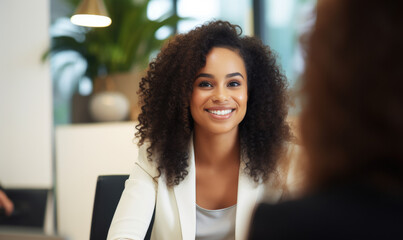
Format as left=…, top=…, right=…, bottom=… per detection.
left=0, top=0, right=315, bottom=239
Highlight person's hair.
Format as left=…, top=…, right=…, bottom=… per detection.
left=136, top=20, right=291, bottom=186
left=301, top=0, right=403, bottom=190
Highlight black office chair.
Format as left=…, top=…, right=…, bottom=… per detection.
left=89, top=175, right=154, bottom=240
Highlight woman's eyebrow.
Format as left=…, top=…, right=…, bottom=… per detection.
left=195, top=73, right=214, bottom=79
left=195, top=72, right=244, bottom=79
left=226, top=72, right=244, bottom=79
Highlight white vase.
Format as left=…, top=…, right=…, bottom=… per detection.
left=89, top=91, right=130, bottom=122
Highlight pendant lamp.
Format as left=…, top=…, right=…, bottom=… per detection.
left=70, top=0, right=112, bottom=27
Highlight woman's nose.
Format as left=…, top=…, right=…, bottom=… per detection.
left=212, top=87, right=229, bottom=102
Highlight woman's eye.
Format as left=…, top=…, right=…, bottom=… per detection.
left=198, top=81, right=212, bottom=87
left=228, top=81, right=241, bottom=87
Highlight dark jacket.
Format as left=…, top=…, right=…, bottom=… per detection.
left=249, top=183, right=403, bottom=240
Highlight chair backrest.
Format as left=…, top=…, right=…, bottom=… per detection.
left=89, top=175, right=154, bottom=240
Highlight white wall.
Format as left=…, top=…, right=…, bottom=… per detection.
left=0, top=0, right=53, bottom=188
left=55, top=122, right=138, bottom=240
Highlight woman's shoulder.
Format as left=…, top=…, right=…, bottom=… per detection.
left=135, top=143, right=160, bottom=179
left=282, top=142, right=308, bottom=199
left=261, top=142, right=308, bottom=202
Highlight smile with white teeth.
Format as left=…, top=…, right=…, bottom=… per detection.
left=206, top=109, right=234, bottom=116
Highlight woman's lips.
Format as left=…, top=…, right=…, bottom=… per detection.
left=205, top=108, right=235, bottom=119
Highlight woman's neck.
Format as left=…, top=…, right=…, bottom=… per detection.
left=193, top=128, right=240, bottom=167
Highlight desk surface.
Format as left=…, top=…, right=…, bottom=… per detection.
left=0, top=226, right=64, bottom=240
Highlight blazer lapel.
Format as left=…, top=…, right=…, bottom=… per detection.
left=173, top=138, right=196, bottom=240
left=235, top=160, right=264, bottom=240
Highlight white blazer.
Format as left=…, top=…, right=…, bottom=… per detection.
left=107, top=138, right=284, bottom=240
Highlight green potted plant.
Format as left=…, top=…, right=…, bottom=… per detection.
left=44, top=0, right=183, bottom=122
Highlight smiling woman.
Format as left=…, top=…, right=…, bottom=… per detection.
left=107, top=20, right=292, bottom=240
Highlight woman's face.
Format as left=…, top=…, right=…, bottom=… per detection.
left=190, top=47, right=248, bottom=136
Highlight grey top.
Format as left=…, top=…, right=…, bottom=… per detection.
left=195, top=204, right=237, bottom=240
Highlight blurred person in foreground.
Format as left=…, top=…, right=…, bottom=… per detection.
left=249, top=0, right=403, bottom=239
left=0, top=185, right=14, bottom=217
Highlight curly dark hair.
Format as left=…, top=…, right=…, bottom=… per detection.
left=136, top=20, right=291, bottom=186
left=301, top=0, right=403, bottom=190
